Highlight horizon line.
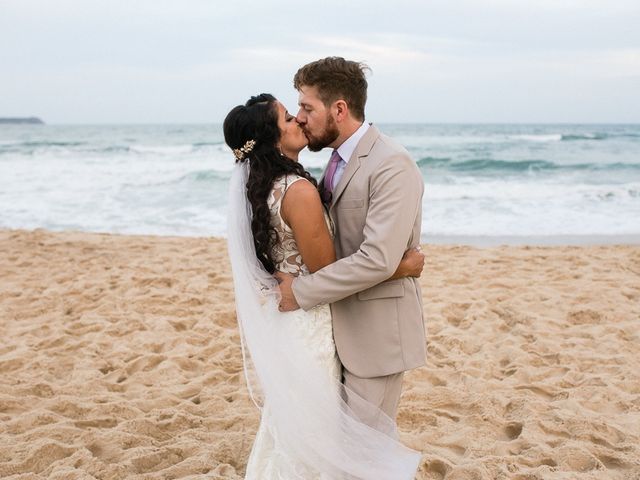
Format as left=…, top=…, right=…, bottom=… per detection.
left=6, top=120, right=640, bottom=126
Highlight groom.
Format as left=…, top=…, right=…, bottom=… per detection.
left=276, top=57, right=426, bottom=423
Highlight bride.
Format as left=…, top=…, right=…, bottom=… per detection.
left=224, top=93, right=423, bottom=479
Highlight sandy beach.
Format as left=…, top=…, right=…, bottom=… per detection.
left=1, top=228, right=639, bottom=479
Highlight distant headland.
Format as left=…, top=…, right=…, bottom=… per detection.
left=0, top=117, right=45, bottom=125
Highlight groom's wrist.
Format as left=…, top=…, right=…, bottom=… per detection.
left=291, top=276, right=312, bottom=311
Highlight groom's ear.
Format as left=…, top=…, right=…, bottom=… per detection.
left=334, top=99, right=349, bottom=122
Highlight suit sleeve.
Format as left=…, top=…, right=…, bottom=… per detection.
left=292, top=153, right=424, bottom=310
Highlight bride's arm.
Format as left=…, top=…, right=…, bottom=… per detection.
left=281, top=180, right=336, bottom=273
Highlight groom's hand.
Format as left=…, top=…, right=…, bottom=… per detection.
left=274, top=271, right=300, bottom=311
left=390, top=246, right=425, bottom=280
left=403, top=246, right=425, bottom=277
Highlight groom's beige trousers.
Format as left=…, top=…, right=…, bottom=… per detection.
left=342, top=369, right=405, bottom=422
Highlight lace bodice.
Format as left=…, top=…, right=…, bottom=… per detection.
left=267, top=174, right=333, bottom=276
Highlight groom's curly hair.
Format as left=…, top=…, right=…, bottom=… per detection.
left=293, top=56, right=370, bottom=121
left=223, top=93, right=317, bottom=273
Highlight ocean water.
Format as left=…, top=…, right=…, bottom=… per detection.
left=1, top=123, right=639, bottom=241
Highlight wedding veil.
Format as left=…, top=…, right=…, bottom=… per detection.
left=227, top=161, right=421, bottom=479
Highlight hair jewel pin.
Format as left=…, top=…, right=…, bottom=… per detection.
left=233, top=139, right=256, bottom=161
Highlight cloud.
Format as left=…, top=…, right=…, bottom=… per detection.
left=308, top=36, right=428, bottom=63
left=1, top=0, right=638, bottom=122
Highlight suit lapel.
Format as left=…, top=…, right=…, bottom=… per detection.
left=330, top=124, right=379, bottom=214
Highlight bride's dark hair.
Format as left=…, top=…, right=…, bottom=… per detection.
left=223, top=93, right=318, bottom=273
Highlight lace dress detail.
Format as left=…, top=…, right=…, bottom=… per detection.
left=244, top=174, right=340, bottom=480
left=266, top=174, right=334, bottom=275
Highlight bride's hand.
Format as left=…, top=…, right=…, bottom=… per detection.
left=274, top=271, right=301, bottom=311
left=390, top=247, right=425, bottom=280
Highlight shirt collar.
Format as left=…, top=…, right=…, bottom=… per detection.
left=336, top=122, right=370, bottom=164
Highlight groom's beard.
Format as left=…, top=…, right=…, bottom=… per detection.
left=304, top=114, right=339, bottom=152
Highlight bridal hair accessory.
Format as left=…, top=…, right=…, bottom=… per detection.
left=233, top=139, right=256, bottom=161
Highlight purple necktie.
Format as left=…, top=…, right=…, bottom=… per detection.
left=321, top=150, right=341, bottom=204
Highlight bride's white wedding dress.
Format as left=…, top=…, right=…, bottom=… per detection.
left=244, top=174, right=341, bottom=479
left=228, top=165, right=420, bottom=480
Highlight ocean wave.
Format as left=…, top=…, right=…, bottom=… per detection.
left=0, top=143, right=133, bottom=156
left=417, top=157, right=640, bottom=173
left=563, top=131, right=640, bottom=141
left=508, top=134, right=562, bottom=142
left=560, top=133, right=608, bottom=141
left=129, top=144, right=195, bottom=155
left=522, top=132, right=640, bottom=142
left=0, top=140, right=87, bottom=154
left=117, top=169, right=231, bottom=191
left=406, top=133, right=580, bottom=145
left=129, top=142, right=226, bottom=155
left=192, top=141, right=224, bottom=148
left=20, top=141, right=87, bottom=147
left=160, top=169, right=233, bottom=186
left=416, top=156, right=452, bottom=168
left=179, top=169, right=230, bottom=182
left=0, top=142, right=227, bottom=156
left=424, top=181, right=640, bottom=201
left=405, top=130, right=640, bottom=147
left=99, top=145, right=131, bottom=153
left=419, top=158, right=559, bottom=173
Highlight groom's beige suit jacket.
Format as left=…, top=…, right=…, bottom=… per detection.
left=292, top=124, right=426, bottom=379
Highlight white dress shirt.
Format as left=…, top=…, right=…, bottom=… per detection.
left=330, top=122, right=370, bottom=190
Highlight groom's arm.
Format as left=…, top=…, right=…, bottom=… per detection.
left=289, top=152, right=423, bottom=310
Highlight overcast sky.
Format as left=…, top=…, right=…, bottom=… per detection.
left=1, top=0, right=639, bottom=124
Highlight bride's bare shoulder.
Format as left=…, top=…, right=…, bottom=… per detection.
left=281, top=177, right=320, bottom=205
left=280, top=177, right=323, bottom=222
